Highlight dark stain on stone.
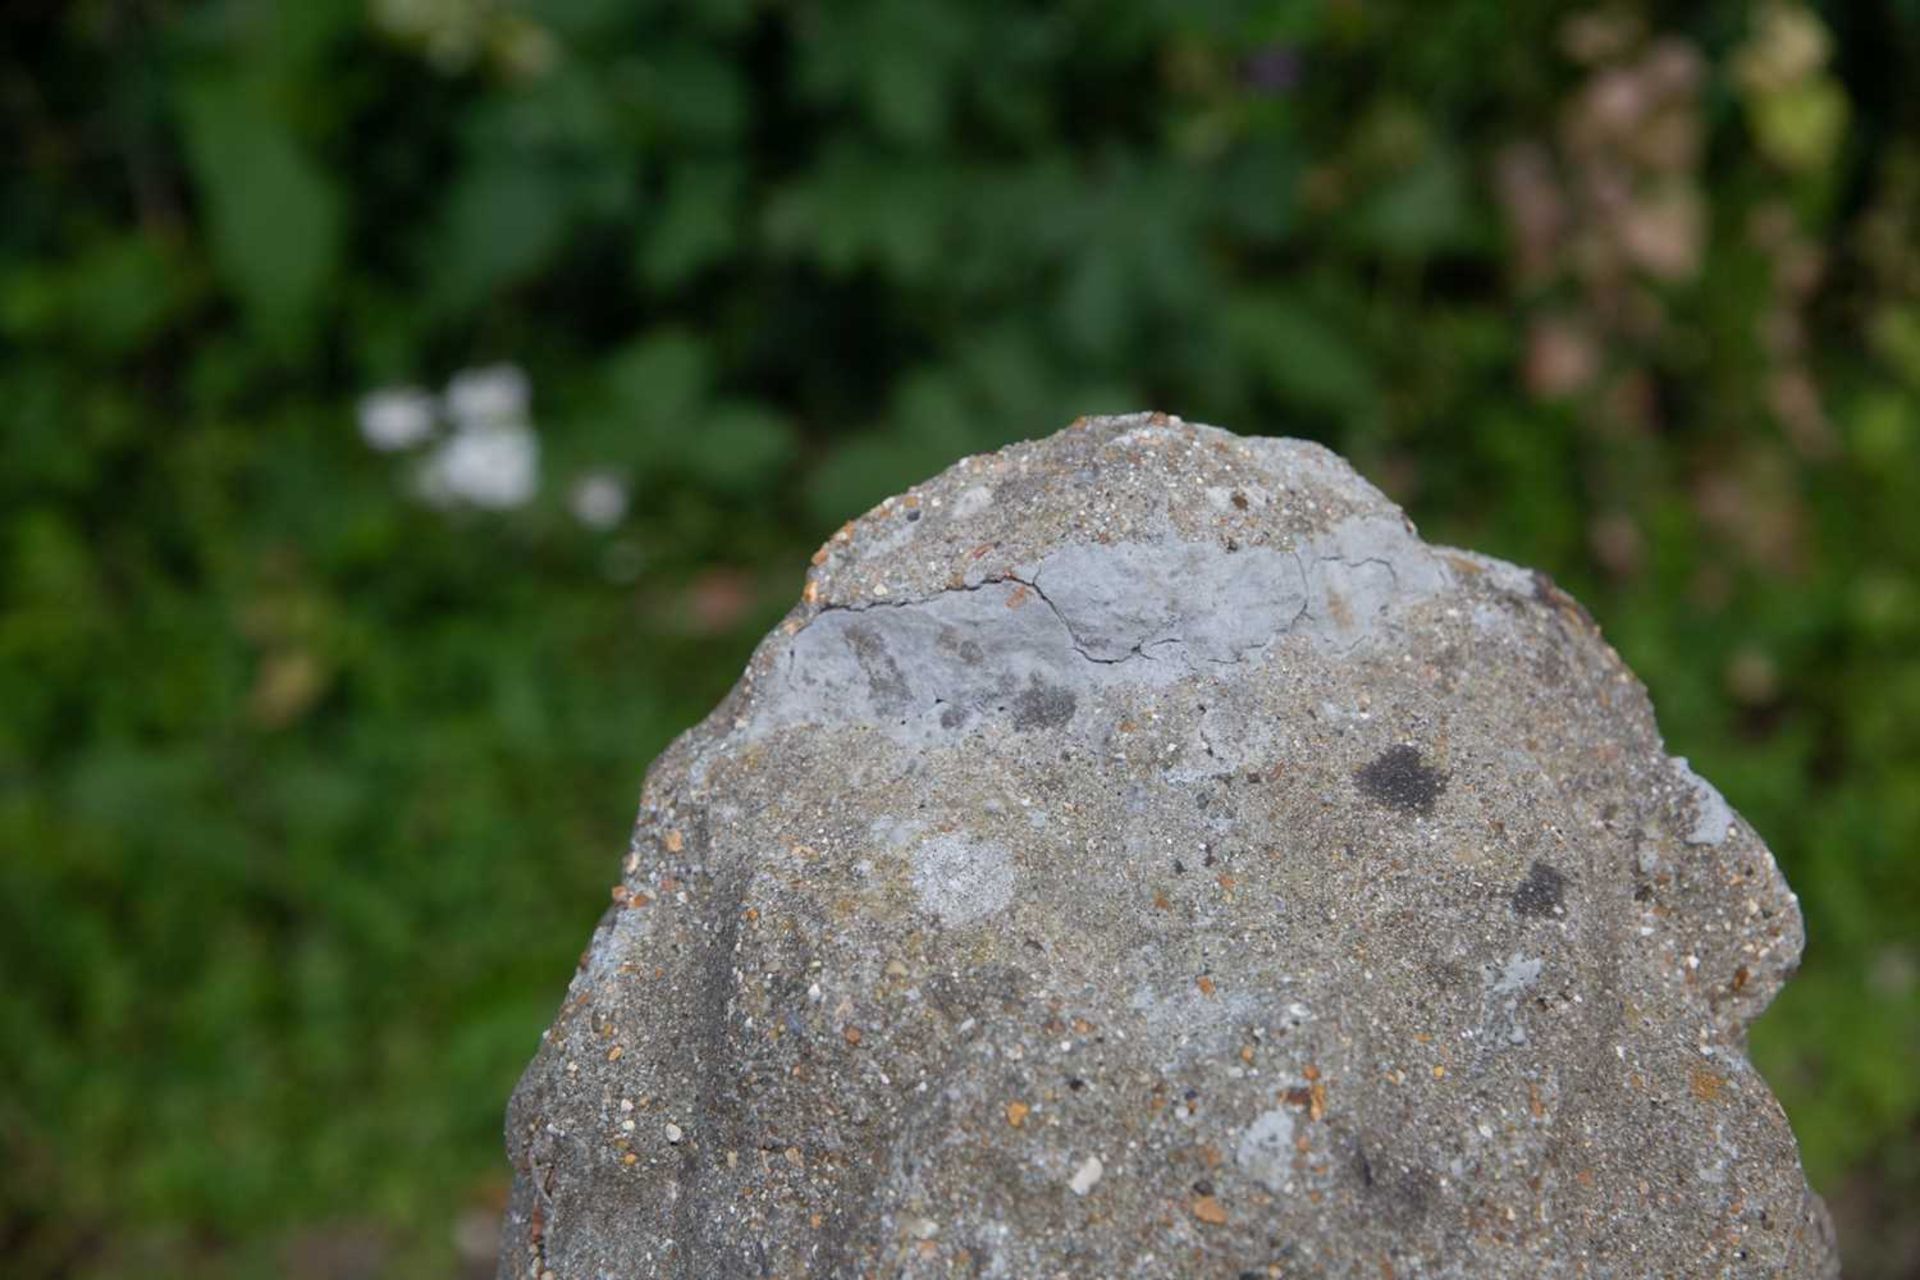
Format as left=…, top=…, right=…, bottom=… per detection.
left=1512, top=860, right=1568, bottom=918
left=1350, top=1142, right=1435, bottom=1227
left=1531, top=568, right=1599, bottom=633
left=1011, top=680, right=1077, bottom=730
left=1355, top=744, right=1447, bottom=815
left=937, top=628, right=984, bottom=666
left=1387, top=1166, right=1436, bottom=1225
left=1423, top=955, right=1467, bottom=993
left=844, top=623, right=911, bottom=713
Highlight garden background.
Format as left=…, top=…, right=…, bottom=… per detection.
left=3, top=0, right=1917, bottom=1275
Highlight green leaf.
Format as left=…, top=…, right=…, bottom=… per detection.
left=763, top=150, right=951, bottom=280
left=1223, top=293, right=1377, bottom=414
left=1346, top=150, right=1477, bottom=259
left=177, top=76, right=342, bottom=339
left=647, top=48, right=749, bottom=145
left=604, top=330, right=712, bottom=426
left=592, top=333, right=793, bottom=491
left=807, top=430, right=955, bottom=525
left=677, top=403, right=796, bottom=494
left=639, top=161, right=743, bottom=288
left=0, top=235, right=198, bottom=355
left=428, top=155, right=572, bottom=312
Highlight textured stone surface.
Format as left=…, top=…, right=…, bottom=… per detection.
left=499, top=414, right=1836, bottom=1278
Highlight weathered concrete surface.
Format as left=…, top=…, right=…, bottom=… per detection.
left=499, top=414, right=1836, bottom=1278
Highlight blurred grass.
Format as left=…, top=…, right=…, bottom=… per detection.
left=2, top=0, right=1917, bottom=1276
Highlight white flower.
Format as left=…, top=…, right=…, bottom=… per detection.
left=416, top=419, right=540, bottom=510
left=445, top=363, right=531, bottom=428
left=569, top=471, right=629, bottom=530
left=357, top=386, right=437, bottom=451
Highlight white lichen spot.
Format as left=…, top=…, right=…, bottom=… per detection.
left=1203, top=485, right=1267, bottom=512
left=870, top=816, right=926, bottom=848
left=1236, top=1109, right=1296, bottom=1192
left=952, top=485, right=995, bottom=519
left=1671, top=757, right=1734, bottom=845
left=911, top=834, right=1013, bottom=926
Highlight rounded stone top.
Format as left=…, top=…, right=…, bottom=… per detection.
left=801, top=412, right=1403, bottom=611
left=501, top=415, right=1835, bottom=1279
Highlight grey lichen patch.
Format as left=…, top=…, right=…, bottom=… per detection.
left=910, top=833, right=1014, bottom=927
left=1482, top=952, right=1547, bottom=1046
left=1490, top=952, right=1544, bottom=995
left=499, top=414, right=1835, bottom=1280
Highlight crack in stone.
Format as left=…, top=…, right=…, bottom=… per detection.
left=1305, top=553, right=1406, bottom=657
left=1020, top=567, right=1150, bottom=666
left=807, top=572, right=1155, bottom=668
left=799, top=539, right=1432, bottom=676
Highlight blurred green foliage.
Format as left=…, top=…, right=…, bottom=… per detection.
left=3, top=0, right=1918, bottom=1275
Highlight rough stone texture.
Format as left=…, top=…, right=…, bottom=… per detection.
left=499, top=414, right=1837, bottom=1278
